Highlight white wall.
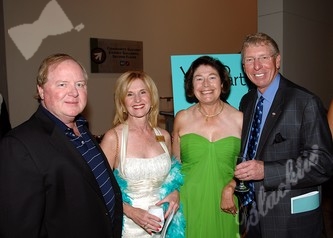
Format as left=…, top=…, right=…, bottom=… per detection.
left=3, top=0, right=257, bottom=135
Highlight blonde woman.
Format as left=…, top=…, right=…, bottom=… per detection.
left=101, top=71, right=185, bottom=238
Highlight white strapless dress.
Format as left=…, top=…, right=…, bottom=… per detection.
left=118, top=125, right=171, bottom=238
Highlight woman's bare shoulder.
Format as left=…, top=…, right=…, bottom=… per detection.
left=174, top=104, right=196, bottom=121
left=224, top=103, right=243, bottom=126
left=102, top=125, right=122, bottom=141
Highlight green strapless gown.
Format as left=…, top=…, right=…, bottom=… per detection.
left=180, top=134, right=240, bottom=238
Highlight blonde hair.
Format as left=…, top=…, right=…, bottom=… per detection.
left=241, top=32, right=280, bottom=63
left=113, top=71, right=160, bottom=127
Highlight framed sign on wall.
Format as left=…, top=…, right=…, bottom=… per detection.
left=90, top=38, right=143, bottom=73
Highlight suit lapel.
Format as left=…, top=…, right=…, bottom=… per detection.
left=256, top=82, right=285, bottom=159
left=36, top=108, right=104, bottom=198
left=53, top=128, right=106, bottom=197
left=241, top=92, right=257, bottom=153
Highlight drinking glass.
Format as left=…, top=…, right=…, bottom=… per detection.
left=234, top=155, right=250, bottom=193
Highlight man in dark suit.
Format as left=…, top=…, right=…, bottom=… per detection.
left=0, top=93, right=11, bottom=139
left=234, top=33, right=333, bottom=238
left=0, top=53, right=123, bottom=237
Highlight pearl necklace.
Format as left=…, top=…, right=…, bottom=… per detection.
left=198, top=102, right=225, bottom=121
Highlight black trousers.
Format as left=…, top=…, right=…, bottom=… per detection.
left=239, top=202, right=262, bottom=238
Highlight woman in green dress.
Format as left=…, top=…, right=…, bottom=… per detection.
left=172, top=56, right=242, bottom=237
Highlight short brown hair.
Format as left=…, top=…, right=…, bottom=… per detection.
left=241, top=32, right=280, bottom=63
left=184, top=55, right=231, bottom=103
left=34, top=53, right=88, bottom=101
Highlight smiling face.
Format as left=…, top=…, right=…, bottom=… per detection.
left=124, top=78, right=152, bottom=119
left=243, top=44, right=281, bottom=94
left=37, top=59, right=87, bottom=125
left=192, top=65, right=222, bottom=104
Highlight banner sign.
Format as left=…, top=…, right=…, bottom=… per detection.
left=90, top=38, right=143, bottom=73
left=171, top=54, right=250, bottom=115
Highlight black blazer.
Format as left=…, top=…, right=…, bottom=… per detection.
left=0, top=106, right=123, bottom=238
left=240, top=76, right=333, bottom=238
left=0, top=95, right=11, bottom=139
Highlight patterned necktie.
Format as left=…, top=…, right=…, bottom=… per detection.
left=242, top=96, right=264, bottom=206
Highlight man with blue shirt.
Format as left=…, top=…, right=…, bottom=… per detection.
left=234, top=33, right=333, bottom=238
left=0, top=53, right=123, bottom=238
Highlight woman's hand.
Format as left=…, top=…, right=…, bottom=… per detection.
left=220, top=181, right=237, bottom=216
left=123, top=203, right=162, bottom=234
left=155, top=190, right=180, bottom=218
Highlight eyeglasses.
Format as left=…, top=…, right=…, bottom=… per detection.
left=243, top=55, right=275, bottom=65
